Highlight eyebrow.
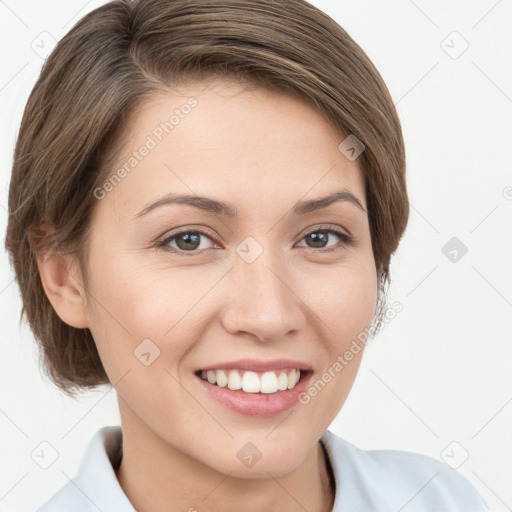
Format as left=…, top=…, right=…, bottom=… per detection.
left=134, top=188, right=366, bottom=219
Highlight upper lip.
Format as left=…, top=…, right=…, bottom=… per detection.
left=197, top=358, right=313, bottom=372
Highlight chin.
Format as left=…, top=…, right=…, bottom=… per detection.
left=204, top=435, right=311, bottom=479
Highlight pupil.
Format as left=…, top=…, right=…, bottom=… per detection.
left=307, top=231, right=327, bottom=248
left=176, top=232, right=200, bottom=250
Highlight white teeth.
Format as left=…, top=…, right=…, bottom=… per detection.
left=287, top=369, right=297, bottom=389
left=277, top=371, right=289, bottom=391
left=216, top=369, right=228, bottom=388
left=242, top=371, right=260, bottom=393
left=260, top=371, right=278, bottom=393
left=227, top=370, right=242, bottom=390
left=200, top=368, right=302, bottom=394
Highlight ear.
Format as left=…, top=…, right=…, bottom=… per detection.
left=29, top=224, right=90, bottom=329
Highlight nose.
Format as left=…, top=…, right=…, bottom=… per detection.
left=219, top=249, right=306, bottom=343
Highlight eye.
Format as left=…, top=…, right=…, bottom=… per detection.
left=156, top=224, right=355, bottom=256
left=296, top=225, right=355, bottom=252
left=156, top=228, right=218, bottom=255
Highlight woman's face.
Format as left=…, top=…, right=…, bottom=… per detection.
left=81, top=78, right=377, bottom=477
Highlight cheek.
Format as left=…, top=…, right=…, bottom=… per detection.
left=292, top=259, right=377, bottom=423
left=84, top=259, right=208, bottom=427
left=84, top=254, right=220, bottom=373
left=296, top=256, right=378, bottom=342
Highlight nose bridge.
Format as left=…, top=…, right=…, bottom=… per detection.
left=220, top=237, right=303, bottom=341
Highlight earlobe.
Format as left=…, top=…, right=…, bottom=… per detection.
left=29, top=225, right=90, bottom=329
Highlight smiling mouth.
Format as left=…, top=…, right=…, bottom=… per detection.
left=195, top=368, right=305, bottom=394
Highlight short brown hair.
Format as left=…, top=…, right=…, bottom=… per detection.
left=5, top=0, right=409, bottom=396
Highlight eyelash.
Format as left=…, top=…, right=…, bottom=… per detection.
left=155, top=225, right=356, bottom=257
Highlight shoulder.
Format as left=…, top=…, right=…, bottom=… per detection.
left=35, top=480, right=95, bottom=512
left=321, top=430, right=488, bottom=511
left=35, top=426, right=134, bottom=512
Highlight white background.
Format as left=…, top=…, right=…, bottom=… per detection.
left=1, top=0, right=511, bottom=510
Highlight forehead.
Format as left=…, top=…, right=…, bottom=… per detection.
left=96, top=79, right=366, bottom=223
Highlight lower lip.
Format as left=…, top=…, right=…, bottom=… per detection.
left=196, top=372, right=312, bottom=417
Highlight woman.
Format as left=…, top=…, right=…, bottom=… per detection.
left=5, top=0, right=487, bottom=510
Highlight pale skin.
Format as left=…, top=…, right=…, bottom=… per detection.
left=35, top=78, right=378, bottom=512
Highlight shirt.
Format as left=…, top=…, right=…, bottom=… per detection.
left=35, top=425, right=488, bottom=511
